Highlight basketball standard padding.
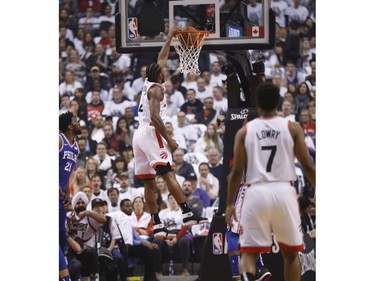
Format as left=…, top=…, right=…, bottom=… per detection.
left=198, top=215, right=232, bottom=281
left=137, top=1, right=164, bottom=36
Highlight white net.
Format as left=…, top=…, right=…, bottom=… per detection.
left=172, top=31, right=209, bottom=75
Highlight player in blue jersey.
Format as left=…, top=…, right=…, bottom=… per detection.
left=59, top=111, right=81, bottom=281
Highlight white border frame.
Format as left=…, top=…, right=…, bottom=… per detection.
left=119, top=0, right=270, bottom=50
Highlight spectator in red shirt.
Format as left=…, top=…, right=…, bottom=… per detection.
left=79, top=0, right=102, bottom=17
left=299, top=108, right=315, bottom=141
left=87, top=89, right=105, bottom=124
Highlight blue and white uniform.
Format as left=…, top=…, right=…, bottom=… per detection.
left=59, top=132, right=78, bottom=243
left=59, top=132, right=78, bottom=203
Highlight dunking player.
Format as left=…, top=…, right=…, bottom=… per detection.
left=225, top=83, right=315, bottom=281
left=59, top=111, right=81, bottom=281
left=226, top=159, right=271, bottom=281
left=132, top=28, right=208, bottom=238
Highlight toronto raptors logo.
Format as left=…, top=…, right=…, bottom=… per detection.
left=160, top=151, right=168, bottom=159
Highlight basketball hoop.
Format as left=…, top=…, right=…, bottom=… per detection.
left=172, top=27, right=209, bottom=75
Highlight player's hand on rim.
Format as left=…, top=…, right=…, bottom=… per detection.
left=167, top=27, right=180, bottom=39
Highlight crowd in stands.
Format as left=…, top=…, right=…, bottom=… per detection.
left=59, top=0, right=316, bottom=280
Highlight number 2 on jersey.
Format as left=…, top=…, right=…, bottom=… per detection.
left=64, top=162, right=72, bottom=172
left=261, top=145, right=277, bottom=172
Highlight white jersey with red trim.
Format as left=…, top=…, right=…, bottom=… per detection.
left=138, top=78, right=167, bottom=127
left=66, top=212, right=101, bottom=247
left=244, top=116, right=296, bottom=184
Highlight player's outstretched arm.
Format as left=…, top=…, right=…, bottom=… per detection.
left=290, top=122, right=316, bottom=187
left=157, top=28, right=178, bottom=69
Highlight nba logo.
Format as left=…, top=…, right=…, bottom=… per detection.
left=212, top=233, right=223, bottom=255
left=128, top=17, right=139, bottom=39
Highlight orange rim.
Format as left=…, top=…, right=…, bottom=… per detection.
left=174, top=29, right=209, bottom=46
left=175, top=29, right=210, bottom=37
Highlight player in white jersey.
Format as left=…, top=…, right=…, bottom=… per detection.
left=226, top=82, right=315, bottom=281
left=132, top=28, right=208, bottom=239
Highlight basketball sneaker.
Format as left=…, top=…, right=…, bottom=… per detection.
left=255, top=267, right=272, bottom=281
left=153, top=223, right=176, bottom=239
left=182, top=211, right=209, bottom=226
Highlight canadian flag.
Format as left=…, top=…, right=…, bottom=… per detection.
left=248, top=26, right=264, bottom=38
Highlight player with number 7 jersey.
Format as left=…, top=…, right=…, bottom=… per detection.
left=225, top=83, right=315, bottom=281
left=243, top=116, right=296, bottom=183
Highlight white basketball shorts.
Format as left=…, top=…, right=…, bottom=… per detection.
left=239, top=181, right=304, bottom=254
left=133, top=124, right=172, bottom=180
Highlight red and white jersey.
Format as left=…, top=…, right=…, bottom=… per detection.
left=130, top=211, right=152, bottom=229
left=66, top=212, right=102, bottom=247
left=244, top=116, right=296, bottom=184
left=138, top=78, right=167, bottom=127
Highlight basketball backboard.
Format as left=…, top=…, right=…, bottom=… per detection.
left=115, top=0, right=275, bottom=53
